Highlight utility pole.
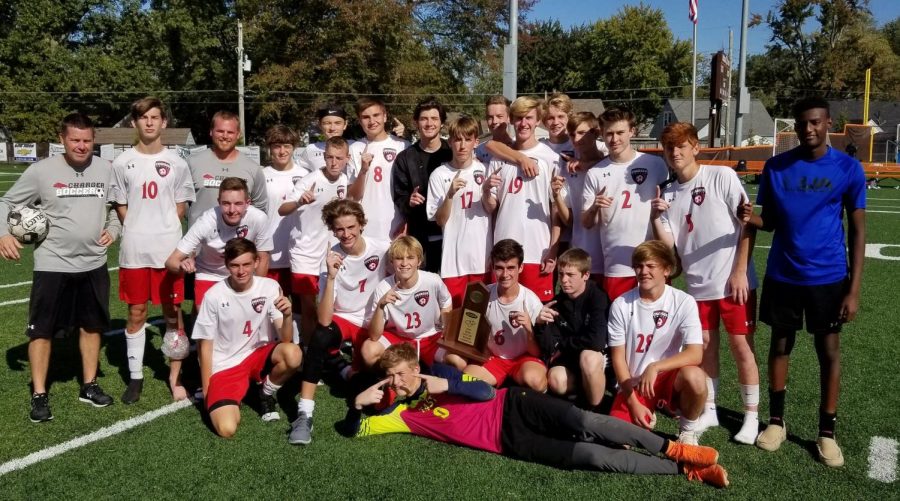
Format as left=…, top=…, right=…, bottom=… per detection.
left=502, top=0, right=518, bottom=102
left=733, top=0, right=750, bottom=147
left=237, top=20, right=250, bottom=143
left=724, top=28, right=733, bottom=146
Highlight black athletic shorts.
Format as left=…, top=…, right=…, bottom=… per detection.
left=27, top=264, right=110, bottom=339
left=500, top=387, right=580, bottom=468
left=184, top=271, right=195, bottom=301
left=759, top=276, right=848, bottom=334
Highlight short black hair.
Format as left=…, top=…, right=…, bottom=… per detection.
left=413, top=97, right=447, bottom=122
left=792, top=97, right=830, bottom=119
left=490, top=239, right=524, bottom=266
left=59, top=113, right=95, bottom=136
left=224, top=238, right=257, bottom=263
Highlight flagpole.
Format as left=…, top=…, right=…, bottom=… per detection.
left=691, top=20, right=697, bottom=125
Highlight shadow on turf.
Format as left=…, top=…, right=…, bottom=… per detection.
left=6, top=328, right=113, bottom=395
left=104, top=317, right=175, bottom=387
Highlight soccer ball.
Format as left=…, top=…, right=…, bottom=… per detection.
left=7, top=205, right=50, bottom=244
left=161, top=330, right=190, bottom=360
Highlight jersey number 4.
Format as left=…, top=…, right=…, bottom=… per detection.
left=242, top=320, right=252, bottom=336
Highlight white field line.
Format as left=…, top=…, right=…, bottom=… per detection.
left=0, top=298, right=28, bottom=307
left=0, top=398, right=193, bottom=478
left=868, top=436, right=898, bottom=483
left=866, top=210, right=900, bottom=214
left=0, top=172, right=23, bottom=176
left=0, top=266, right=119, bottom=289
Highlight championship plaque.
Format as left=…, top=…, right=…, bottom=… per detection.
left=439, top=281, right=491, bottom=364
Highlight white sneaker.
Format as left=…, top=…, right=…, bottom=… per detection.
left=678, top=430, right=700, bottom=445
left=734, top=415, right=759, bottom=444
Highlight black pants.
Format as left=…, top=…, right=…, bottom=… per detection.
left=500, top=388, right=678, bottom=475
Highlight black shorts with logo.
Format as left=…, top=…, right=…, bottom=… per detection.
left=27, top=264, right=110, bottom=339
left=759, top=276, right=847, bottom=335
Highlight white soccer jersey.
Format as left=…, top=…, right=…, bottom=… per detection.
left=563, top=162, right=604, bottom=274
left=426, top=161, right=491, bottom=278
left=581, top=152, right=669, bottom=277
left=319, top=237, right=390, bottom=327
left=192, top=277, right=283, bottom=375
left=490, top=156, right=554, bottom=265
left=607, top=285, right=703, bottom=378
left=176, top=206, right=273, bottom=282
left=659, top=165, right=758, bottom=300
left=347, top=136, right=410, bottom=241
left=264, top=164, right=309, bottom=269
left=367, top=271, right=452, bottom=340
left=109, top=148, right=194, bottom=268
left=286, top=169, right=349, bottom=275
left=484, top=284, right=544, bottom=360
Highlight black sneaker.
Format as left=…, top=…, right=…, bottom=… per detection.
left=30, top=393, right=53, bottom=422
left=259, top=386, right=280, bottom=422
left=79, top=381, right=113, bottom=407
left=121, top=379, right=144, bottom=404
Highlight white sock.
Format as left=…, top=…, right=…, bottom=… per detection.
left=706, top=377, right=719, bottom=407
left=262, top=376, right=281, bottom=396
left=735, top=410, right=760, bottom=444
left=680, top=416, right=700, bottom=433
left=298, top=398, right=316, bottom=418
left=740, top=383, right=760, bottom=408
left=125, top=326, right=146, bottom=380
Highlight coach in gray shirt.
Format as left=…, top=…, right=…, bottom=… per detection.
left=187, top=110, right=267, bottom=227
left=0, top=113, right=121, bottom=422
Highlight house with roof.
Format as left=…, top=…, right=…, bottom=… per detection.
left=649, top=98, right=775, bottom=146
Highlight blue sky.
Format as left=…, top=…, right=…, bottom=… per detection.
left=527, top=0, right=900, bottom=57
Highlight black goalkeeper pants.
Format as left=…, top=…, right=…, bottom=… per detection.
left=500, top=387, right=679, bottom=475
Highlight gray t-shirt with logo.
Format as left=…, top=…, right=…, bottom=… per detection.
left=186, top=149, right=268, bottom=227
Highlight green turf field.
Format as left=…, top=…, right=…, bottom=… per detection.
left=1, top=163, right=898, bottom=498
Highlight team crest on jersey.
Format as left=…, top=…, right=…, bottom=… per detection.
left=155, top=161, right=171, bottom=177
left=236, top=225, right=249, bottom=238
left=414, top=290, right=430, bottom=306
left=653, top=310, right=669, bottom=328
left=631, top=167, right=648, bottom=185
left=364, top=255, right=380, bottom=271
left=473, top=171, right=484, bottom=185
left=383, top=148, right=397, bottom=162
left=251, top=297, right=266, bottom=313
left=691, top=187, right=706, bottom=206
left=337, top=185, right=347, bottom=199
left=509, top=311, right=521, bottom=328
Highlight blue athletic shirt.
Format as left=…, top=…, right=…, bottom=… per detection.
left=756, top=146, right=865, bottom=285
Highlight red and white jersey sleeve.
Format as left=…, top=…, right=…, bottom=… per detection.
left=286, top=169, right=349, bottom=275
left=176, top=206, right=273, bottom=282
left=563, top=163, right=604, bottom=274
left=191, top=277, right=283, bottom=375
left=319, top=236, right=390, bottom=327
left=426, top=162, right=491, bottom=278
left=347, top=136, right=410, bottom=241
left=490, top=156, right=553, bottom=265
left=367, top=271, right=452, bottom=340
left=581, top=152, right=668, bottom=277
left=484, top=284, right=544, bottom=360
left=607, top=285, right=703, bottom=378
left=110, top=148, right=194, bottom=268
left=264, top=164, right=309, bottom=269
left=659, top=165, right=758, bottom=300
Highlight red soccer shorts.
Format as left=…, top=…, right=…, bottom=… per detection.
left=482, top=355, right=546, bottom=386
left=603, top=276, right=638, bottom=302
left=206, top=342, right=277, bottom=411
left=265, top=268, right=293, bottom=296
left=291, top=273, right=320, bottom=296
left=518, top=263, right=554, bottom=302
left=443, top=273, right=491, bottom=308
left=609, top=369, right=680, bottom=425
left=194, top=279, right=222, bottom=307
left=697, top=290, right=758, bottom=335
left=119, top=267, right=184, bottom=305
left=379, top=330, right=442, bottom=365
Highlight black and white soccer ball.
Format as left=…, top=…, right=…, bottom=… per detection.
left=7, top=205, right=50, bottom=244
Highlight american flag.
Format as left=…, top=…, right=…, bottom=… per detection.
left=689, top=0, right=698, bottom=24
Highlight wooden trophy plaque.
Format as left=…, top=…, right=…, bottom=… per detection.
left=439, top=281, right=491, bottom=364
